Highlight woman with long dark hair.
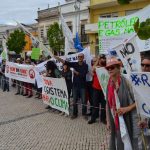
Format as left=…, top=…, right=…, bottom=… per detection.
left=45, top=61, right=61, bottom=110
left=61, top=64, right=72, bottom=110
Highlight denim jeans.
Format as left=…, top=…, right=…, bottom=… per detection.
left=72, top=86, right=87, bottom=116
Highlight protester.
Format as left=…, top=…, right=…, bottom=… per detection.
left=15, top=58, right=24, bottom=95
left=61, top=64, right=72, bottom=108
left=45, top=60, right=61, bottom=109
left=0, top=62, right=3, bottom=89
left=106, top=57, right=140, bottom=150
left=54, top=53, right=88, bottom=119
left=23, top=58, right=33, bottom=98
left=1, top=59, right=9, bottom=92
left=35, top=59, right=44, bottom=99
left=88, top=55, right=106, bottom=124
left=85, top=57, right=94, bottom=116
left=138, top=55, right=150, bottom=150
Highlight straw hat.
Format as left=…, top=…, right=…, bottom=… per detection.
left=106, top=57, right=121, bottom=68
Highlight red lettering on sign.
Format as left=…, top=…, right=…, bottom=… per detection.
left=20, top=69, right=27, bottom=75
left=10, top=67, right=16, bottom=72
left=43, top=79, right=53, bottom=86
left=42, top=94, right=49, bottom=102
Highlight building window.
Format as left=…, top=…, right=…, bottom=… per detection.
left=40, top=29, right=44, bottom=38
left=125, top=9, right=140, bottom=16
left=66, top=22, right=72, bottom=32
left=100, top=12, right=118, bottom=18
left=68, top=25, right=72, bottom=32
left=81, top=24, right=85, bottom=35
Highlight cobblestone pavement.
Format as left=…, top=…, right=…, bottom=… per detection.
left=0, top=87, right=108, bottom=150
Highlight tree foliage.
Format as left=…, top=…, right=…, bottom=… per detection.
left=47, top=22, right=64, bottom=53
left=6, top=29, right=26, bottom=54
left=117, top=0, right=132, bottom=5
left=134, top=18, right=150, bottom=40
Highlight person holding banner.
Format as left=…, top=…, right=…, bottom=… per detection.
left=138, top=55, right=150, bottom=150
left=23, top=58, right=33, bottom=98
left=106, top=57, right=140, bottom=150
left=88, top=55, right=106, bottom=124
left=45, top=60, right=61, bottom=110
left=15, top=58, right=24, bottom=95
left=61, top=64, right=72, bottom=109
left=1, top=59, right=9, bottom=92
left=54, top=53, right=88, bottom=119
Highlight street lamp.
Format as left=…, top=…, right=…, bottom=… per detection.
left=74, top=0, right=81, bottom=34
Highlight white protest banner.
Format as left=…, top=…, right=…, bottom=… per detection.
left=42, top=77, right=69, bottom=114
left=98, top=5, right=150, bottom=54
left=5, top=61, right=35, bottom=83
left=114, top=91, right=133, bottom=150
left=35, top=47, right=91, bottom=88
left=130, top=72, right=150, bottom=118
left=35, top=60, right=48, bottom=88
left=96, top=67, right=109, bottom=98
left=114, top=34, right=141, bottom=74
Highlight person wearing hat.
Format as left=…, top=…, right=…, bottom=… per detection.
left=106, top=57, right=140, bottom=150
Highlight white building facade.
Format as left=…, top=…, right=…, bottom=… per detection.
left=36, top=0, right=90, bottom=45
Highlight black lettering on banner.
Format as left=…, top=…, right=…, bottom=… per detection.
left=120, top=47, right=128, bottom=58
left=127, top=58, right=133, bottom=70
left=120, top=42, right=135, bottom=58
left=141, top=74, right=150, bottom=87
left=125, top=42, right=135, bottom=54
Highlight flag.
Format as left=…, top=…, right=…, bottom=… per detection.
left=60, top=13, right=76, bottom=55
left=74, top=32, right=84, bottom=52
left=2, top=35, right=8, bottom=60
left=15, top=21, right=53, bottom=57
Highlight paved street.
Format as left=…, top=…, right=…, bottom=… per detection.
left=0, top=87, right=108, bottom=150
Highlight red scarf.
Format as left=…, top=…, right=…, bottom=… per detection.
left=107, top=76, right=121, bottom=130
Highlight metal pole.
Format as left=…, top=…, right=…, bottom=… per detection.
left=75, top=0, right=78, bottom=34
left=78, top=2, right=80, bottom=34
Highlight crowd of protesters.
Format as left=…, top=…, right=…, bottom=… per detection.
left=0, top=51, right=150, bottom=150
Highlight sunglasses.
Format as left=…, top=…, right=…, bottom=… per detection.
left=141, top=63, right=150, bottom=67
left=78, top=56, right=83, bottom=58
left=106, top=65, right=116, bottom=71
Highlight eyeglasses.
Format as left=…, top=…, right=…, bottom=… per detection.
left=78, top=56, right=83, bottom=58
left=106, top=65, right=116, bottom=71
left=141, top=63, right=150, bottom=67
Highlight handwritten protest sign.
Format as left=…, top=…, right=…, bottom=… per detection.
left=114, top=34, right=141, bottom=74
left=130, top=72, right=150, bottom=118
left=96, top=67, right=109, bottom=98
left=31, top=48, right=41, bottom=60
left=42, top=77, right=69, bottom=114
left=98, top=5, right=150, bottom=54
left=5, top=61, right=35, bottom=83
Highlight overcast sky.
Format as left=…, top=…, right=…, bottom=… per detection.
left=0, top=0, right=65, bottom=25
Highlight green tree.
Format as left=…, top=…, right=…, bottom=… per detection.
left=6, top=29, right=26, bottom=54
left=47, top=22, right=64, bottom=54
left=117, top=0, right=132, bottom=5
left=134, top=18, right=150, bottom=40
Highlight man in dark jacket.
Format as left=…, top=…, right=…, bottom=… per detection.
left=54, top=53, right=88, bottom=119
